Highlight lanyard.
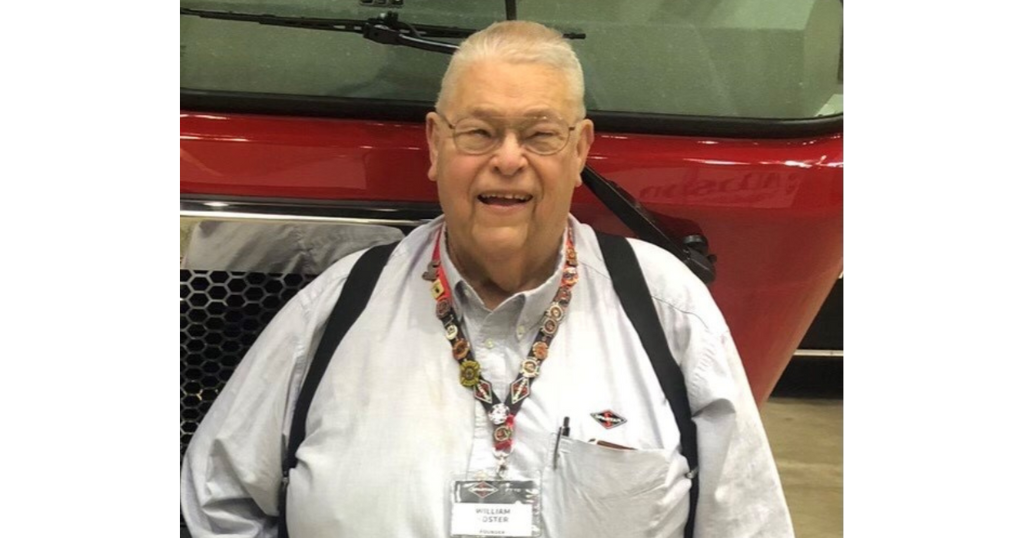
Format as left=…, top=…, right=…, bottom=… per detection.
left=425, top=225, right=579, bottom=477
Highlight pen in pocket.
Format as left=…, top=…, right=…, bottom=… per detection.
left=552, top=417, right=570, bottom=469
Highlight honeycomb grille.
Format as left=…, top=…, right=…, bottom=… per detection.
left=180, top=269, right=316, bottom=458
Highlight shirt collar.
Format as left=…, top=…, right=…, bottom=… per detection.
left=438, top=220, right=571, bottom=336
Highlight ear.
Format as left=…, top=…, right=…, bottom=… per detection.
left=572, top=119, right=595, bottom=187
left=425, top=112, right=443, bottom=182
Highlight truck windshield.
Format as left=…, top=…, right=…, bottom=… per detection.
left=180, top=0, right=843, bottom=119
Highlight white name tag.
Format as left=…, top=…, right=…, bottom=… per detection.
left=450, top=503, right=533, bottom=536
left=450, top=478, right=540, bottom=538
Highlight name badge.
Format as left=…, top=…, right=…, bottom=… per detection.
left=450, top=479, right=540, bottom=537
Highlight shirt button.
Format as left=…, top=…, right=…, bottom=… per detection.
left=516, top=325, right=525, bottom=337
left=485, top=338, right=495, bottom=349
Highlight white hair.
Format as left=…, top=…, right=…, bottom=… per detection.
left=435, top=20, right=586, bottom=120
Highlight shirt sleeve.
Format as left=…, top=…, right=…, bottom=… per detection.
left=654, top=299, right=796, bottom=538
left=180, top=281, right=320, bottom=538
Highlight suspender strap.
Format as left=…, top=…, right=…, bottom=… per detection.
left=595, top=232, right=700, bottom=538
left=279, top=242, right=398, bottom=538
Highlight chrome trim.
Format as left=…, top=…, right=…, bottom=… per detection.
left=179, top=209, right=428, bottom=227
left=180, top=196, right=441, bottom=227
left=792, top=349, right=843, bottom=358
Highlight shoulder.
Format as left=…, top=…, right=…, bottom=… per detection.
left=294, top=219, right=439, bottom=317
left=572, top=219, right=729, bottom=336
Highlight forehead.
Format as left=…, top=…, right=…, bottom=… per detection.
left=447, top=60, right=575, bottom=120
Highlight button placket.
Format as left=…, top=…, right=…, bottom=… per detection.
left=469, top=405, right=498, bottom=472
left=476, top=330, right=506, bottom=391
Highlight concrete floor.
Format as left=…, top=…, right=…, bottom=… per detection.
left=762, top=398, right=843, bottom=538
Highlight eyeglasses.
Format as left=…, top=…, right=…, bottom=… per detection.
left=438, top=113, right=579, bottom=156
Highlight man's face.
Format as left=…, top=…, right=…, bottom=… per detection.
left=426, top=60, right=594, bottom=264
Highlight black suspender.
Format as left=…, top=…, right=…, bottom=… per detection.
left=278, top=234, right=699, bottom=538
left=595, top=231, right=700, bottom=538
left=279, top=242, right=398, bottom=538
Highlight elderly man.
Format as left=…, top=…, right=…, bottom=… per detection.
left=181, top=20, right=794, bottom=538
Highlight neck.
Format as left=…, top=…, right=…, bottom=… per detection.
left=447, top=231, right=562, bottom=311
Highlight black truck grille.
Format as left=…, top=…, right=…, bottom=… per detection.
left=180, top=269, right=315, bottom=458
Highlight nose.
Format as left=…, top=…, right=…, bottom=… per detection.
left=490, top=131, right=527, bottom=177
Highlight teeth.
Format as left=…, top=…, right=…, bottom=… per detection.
left=481, top=193, right=531, bottom=201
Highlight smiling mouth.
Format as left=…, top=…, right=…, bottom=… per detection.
left=478, top=193, right=533, bottom=207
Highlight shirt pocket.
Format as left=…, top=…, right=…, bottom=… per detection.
left=541, top=436, right=680, bottom=538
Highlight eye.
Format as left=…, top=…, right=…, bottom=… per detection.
left=523, top=122, right=563, bottom=140
left=456, top=123, right=497, bottom=140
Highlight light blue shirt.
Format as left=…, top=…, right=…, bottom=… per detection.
left=181, top=216, right=794, bottom=538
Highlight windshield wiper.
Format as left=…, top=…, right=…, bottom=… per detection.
left=180, top=9, right=584, bottom=55
left=505, top=0, right=517, bottom=21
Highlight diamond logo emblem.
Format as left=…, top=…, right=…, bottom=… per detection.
left=474, top=379, right=494, bottom=404
left=510, top=377, right=531, bottom=404
left=590, top=410, right=627, bottom=429
left=469, top=481, right=499, bottom=499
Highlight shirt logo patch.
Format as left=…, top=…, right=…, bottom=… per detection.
left=590, top=410, right=627, bottom=429
left=469, top=481, right=499, bottom=499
